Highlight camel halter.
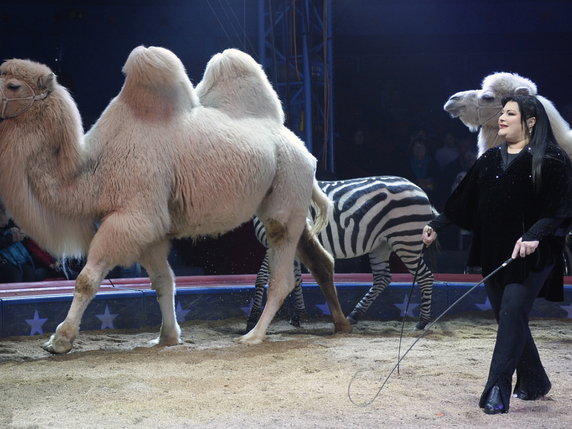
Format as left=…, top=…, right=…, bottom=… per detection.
left=0, top=80, right=49, bottom=120
left=476, top=96, right=503, bottom=127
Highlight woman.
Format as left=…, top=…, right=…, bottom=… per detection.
left=422, top=95, right=572, bottom=414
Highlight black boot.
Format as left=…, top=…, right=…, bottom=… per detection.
left=513, top=380, right=551, bottom=401
left=483, top=386, right=507, bottom=415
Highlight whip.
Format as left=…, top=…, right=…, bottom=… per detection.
left=397, top=244, right=426, bottom=375
left=348, top=257, right=514, bottom=407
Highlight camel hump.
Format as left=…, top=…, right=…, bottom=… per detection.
left=196, top=48, right=284, bottom=123
left=482, top=72, right=537, bottom=96
left=123, top=46, right=185, bottom=86
left=121, top=46, right=200, bottom=108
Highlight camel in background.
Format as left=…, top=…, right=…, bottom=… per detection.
left=443, top=72, right=572, bottom=158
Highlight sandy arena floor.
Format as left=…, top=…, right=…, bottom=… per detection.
left=1, top=314, right=571, bottom=429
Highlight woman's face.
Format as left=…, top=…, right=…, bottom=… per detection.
left=498, top=101, right=526, bottom=143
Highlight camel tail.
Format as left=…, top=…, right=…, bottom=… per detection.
left=309, top=180, right=333, bottom=237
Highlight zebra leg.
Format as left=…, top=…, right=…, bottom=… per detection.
left=247, top=252, right=270, bottom=332
left=412, top=260, right=434, bottom=330
left=289, top=258, right=305, bottom=327
left=347, top=250, right=392, bottom=324
left=395, top=246, right=435, bottom=330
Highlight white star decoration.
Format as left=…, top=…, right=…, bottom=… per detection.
left=25, top=309, right=48, bottom=336
left=316, top=301, right=331, bottom=315
left=475, top=297, right=492, bottom=311
left=560, top=302, right=572, bottom=318
left=241, top=298, right=255, bottom=316
left=175, top=301, right=191, bottom=322
left=95, top=305, right=118, bottom=330
left=394, top=294, right=419, bottom=317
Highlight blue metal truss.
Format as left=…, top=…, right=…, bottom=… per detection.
left=258, top=0, right=334, bottom=173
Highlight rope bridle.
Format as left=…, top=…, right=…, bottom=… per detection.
left=0, top=80, right=49, bottom=121
left=476, top=95, right=503, bottom=127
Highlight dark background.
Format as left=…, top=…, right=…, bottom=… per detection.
left=1, top=0, right=571, bottom=274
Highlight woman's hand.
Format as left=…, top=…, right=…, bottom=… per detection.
left=511, top=237, right=539, bottom=259
left=422, top=225, right=437, bottom=246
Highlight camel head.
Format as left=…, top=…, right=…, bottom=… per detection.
left=444, top=72, right=538, bottom=155
left=444, top=72, right=537, bottom=132
left=0, top=59, right=55, bottom=121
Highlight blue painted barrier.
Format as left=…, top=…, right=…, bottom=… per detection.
left=2, top=277, right=572, bottom=337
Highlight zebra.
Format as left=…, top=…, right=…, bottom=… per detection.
left=248, top=176, right=436, bottom=331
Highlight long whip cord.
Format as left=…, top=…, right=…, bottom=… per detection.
left=347, top=257, right=514, bottom=407
left=397, top=244, right=426, bottom=375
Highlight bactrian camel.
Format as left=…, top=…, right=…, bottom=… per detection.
left=0, top=46, right=352, bottom=354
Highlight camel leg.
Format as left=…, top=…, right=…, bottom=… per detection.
left=297, top=225, right=353, bottom=334
left=237, top=219, right=298, bottom=345
left=138, top=239, right=181, bottom=346
left=43, top=214, right=160, bottom=354
left=43, top=257, right=110, bottom=354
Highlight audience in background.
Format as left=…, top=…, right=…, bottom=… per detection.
left=434, top=132, right=459, bottom=169
left=399, top=137, right=441, bottom=202
left=0, top=204, right=36, bottom=283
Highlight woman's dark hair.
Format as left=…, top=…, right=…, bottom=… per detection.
left=501, top=94, right=558, bottom=193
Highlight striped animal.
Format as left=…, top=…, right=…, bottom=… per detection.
left=248, top=176, right=436, bottom=331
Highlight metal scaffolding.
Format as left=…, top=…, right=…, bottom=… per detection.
left=258, top=0, right=334, bottom=173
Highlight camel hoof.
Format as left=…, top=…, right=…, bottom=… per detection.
left=148, top=335, right=182, bottom=347
left=235, top=331, right=264, bottom=345
left=335, top=320, right=353, bottom=334
left=43, top=335, right=73, bottom=354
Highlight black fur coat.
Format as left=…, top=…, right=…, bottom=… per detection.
left=444, top=142, right=572, bottom=302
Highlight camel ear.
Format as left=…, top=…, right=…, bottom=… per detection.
left=37, top=73, right=55, bottom=90
left=514, top=86, right=532, bottom=96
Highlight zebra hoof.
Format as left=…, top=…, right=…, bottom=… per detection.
left=347, top=312, right=359, bottom=325
left=289, top=316, right=301, bottom=328
left=415, top=320, right=429, bottom=331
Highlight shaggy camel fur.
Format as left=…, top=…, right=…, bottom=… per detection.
left=0, top=46, right=351, bottom=354
left=444, top=72, right=572, bottom=158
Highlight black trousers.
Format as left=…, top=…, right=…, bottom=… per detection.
left=478, top=264, right=553, bottom=411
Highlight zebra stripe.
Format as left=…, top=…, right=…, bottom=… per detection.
left=250, top=176, right=435, bottom=330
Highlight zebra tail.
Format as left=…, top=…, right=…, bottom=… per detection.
left=309, top=179, right=333, bottom=237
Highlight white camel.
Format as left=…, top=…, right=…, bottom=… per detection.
left=0, top=46, right=351, bottom=354
left=443, top=72, right=572, bottom=158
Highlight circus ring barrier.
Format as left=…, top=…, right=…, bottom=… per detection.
left=2, top=274, right=572, bottom=337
